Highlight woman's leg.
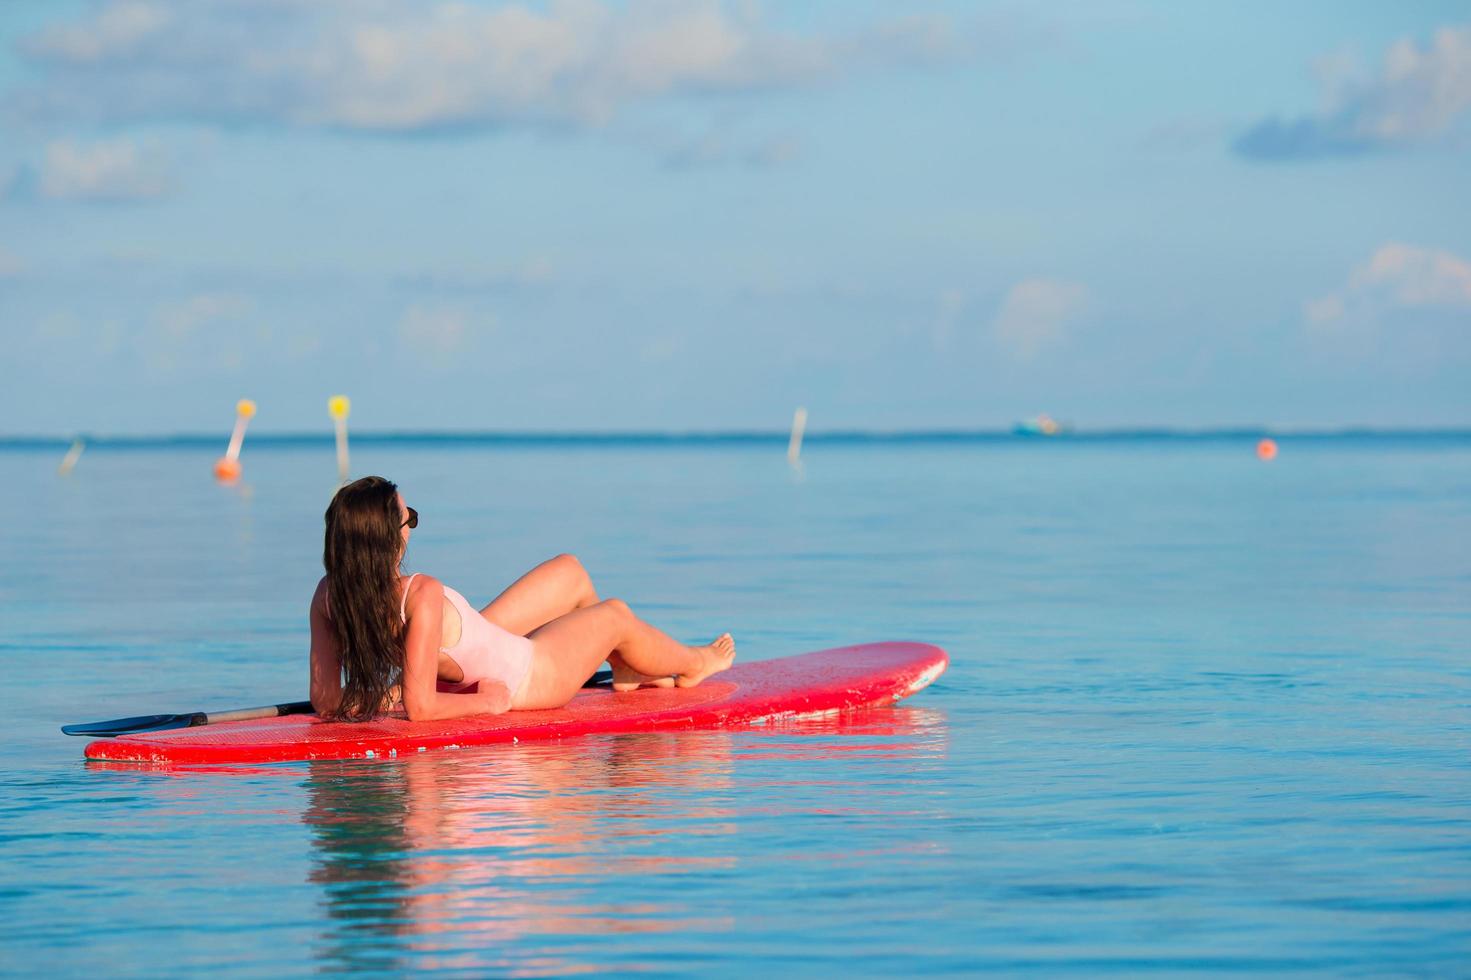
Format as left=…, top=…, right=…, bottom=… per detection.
left=481, top=554, right=672, bottom=690
left=480, top=553, right=598, bottom=634
left=513, top=599, right=735, bottom=710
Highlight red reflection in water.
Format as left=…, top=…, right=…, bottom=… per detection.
left=302, top=728, right=741, bottom=974
left=91, top=704, right=947, bottom=974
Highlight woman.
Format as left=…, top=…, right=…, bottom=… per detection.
left=309, top=476, right=736, bottom=721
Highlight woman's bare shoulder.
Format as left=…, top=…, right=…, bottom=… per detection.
left=404, top=573, right=445, bottom=610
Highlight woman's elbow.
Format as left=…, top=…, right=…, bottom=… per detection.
left=310, top=691, right=340, bottom=717
left=403, top=692, right=436, bottom=723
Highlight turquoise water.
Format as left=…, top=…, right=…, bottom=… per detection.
left=2, top=436, right=1469, bottom=974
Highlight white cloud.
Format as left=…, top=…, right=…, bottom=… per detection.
left=1237, top=24, right=1471, bottom=159
left=1358, top=242, right=1471, bottom=306
left=39, top=138, right=171, bottom=201
left=1365, top=28, right=1471, bottom=141
left=19, top=1, right=968, bottom=135
left=29, top=1, right=170, bottom=62
left=1308, top=243, right=1471, bottom=329
left=992, top=278, right=1089, bottom=358
left=399, top=305, right=487, bottom=356
left=1304, top=293, right=1345, bottom=327
left=156, top=292, right=252, bottom=338
left=287, top=332, right=324, bottom=361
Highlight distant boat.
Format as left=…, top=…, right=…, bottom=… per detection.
left=1013, top=413, right=1070, bottom=436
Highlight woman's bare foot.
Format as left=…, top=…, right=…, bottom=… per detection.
left=675, top=633, right=736, bottom=688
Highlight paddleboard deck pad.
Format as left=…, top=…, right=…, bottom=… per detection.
left=84, top=642, right=948, bottom=765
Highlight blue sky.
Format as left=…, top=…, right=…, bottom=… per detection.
left=2, top=0, right=1469, bottom=435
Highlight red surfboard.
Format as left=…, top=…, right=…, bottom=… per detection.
left=84, top=642, right=948, bottom=765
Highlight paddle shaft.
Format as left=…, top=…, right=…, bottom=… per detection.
left=177, top=670, right=609, bottom=724
left=202, top=701, right=314, bottom=726
left=64, top=670, right=615, bottom=736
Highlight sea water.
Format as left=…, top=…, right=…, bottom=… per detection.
left=1, top=435, right=1467, bottom=975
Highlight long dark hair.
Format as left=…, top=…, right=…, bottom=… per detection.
left=323, top=476, right=405, bottom=721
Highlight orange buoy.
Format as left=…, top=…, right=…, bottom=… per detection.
left=1256, top=438, right=1278, bottom=461
left=213, top=457, right=242, bottom=482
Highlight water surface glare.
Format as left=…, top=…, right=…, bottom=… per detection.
left=2, top=438, right=1468, bottom=974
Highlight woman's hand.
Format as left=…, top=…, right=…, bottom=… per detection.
left=402, top=682, right=512, bottom=721
left=477, top=682, right=512, bottom=716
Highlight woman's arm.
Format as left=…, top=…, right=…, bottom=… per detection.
left=308, top=576, right=343, bottom=716
left=401, top=575, right=512, bottom=721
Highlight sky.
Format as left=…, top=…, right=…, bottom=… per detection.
left=1, top=0, right=1469, bottom=435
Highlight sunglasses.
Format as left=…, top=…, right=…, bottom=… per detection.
left=402, top=507, right=418, bottom=529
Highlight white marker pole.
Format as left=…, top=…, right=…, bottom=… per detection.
left=787, top=406, right=807, bottom=466
left=57, top=437, right=85, bottom=476
left=224, top=399, right=256, bottom=461
left=214, top=399, right=257, bottom=482
left=329, top=395, right=351, bottom=484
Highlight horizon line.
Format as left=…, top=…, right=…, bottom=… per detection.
left=4, top=425, right=1471, bottom=449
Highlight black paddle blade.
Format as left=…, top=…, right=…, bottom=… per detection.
left=583, top=669, right=613, bottom=688
left=61, top=712, right=206, bottom=737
